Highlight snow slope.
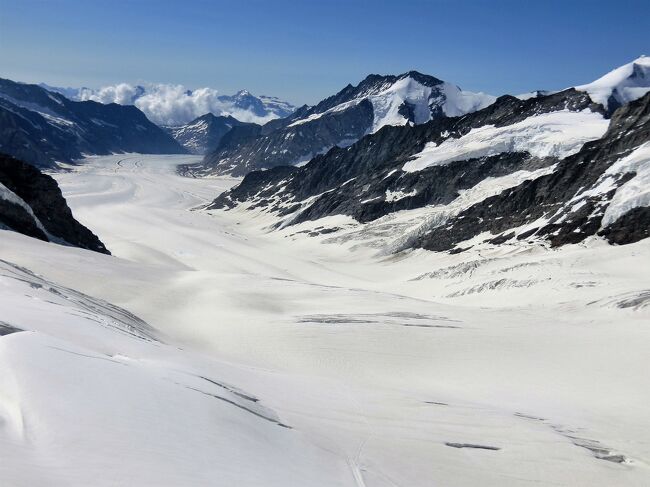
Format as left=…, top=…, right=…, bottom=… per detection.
left=0, top=257, right=350, bottom=487
left=601, top=141, right=650, bottom=226
left=1, top=154, right=649, bottom=486
left=364, top=76, right=494, bottom=132
left=403, top=110, right=608, bottom=172
left=576, top=55, right=650, bottom=110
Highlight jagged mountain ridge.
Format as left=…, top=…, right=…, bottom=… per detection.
left=0, top=78, right=186, bottom=168
left=208, top=60, right=650, bottom=251
left=414, top=91, right=650, bottom=251
left=0, top=154, right=109, bottom=253
left=164, top=113, right=255, bottom=154
left=210, top=88, right=603, bottom=220
left=193, top=71, right=495, bottom=176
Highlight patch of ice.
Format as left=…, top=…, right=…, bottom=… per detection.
left=385, top=189, right=417, bottom=202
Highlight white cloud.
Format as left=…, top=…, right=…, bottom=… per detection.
left=75, top=83, right=291, bottom=126
left=78, top=83, right=143, bottom=106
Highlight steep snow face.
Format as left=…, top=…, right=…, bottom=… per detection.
left=368, top=77, right=494, bottom=132
left=438, top=81, right=496, bottom=117
left=601, top=142, right=650, bottom=226
left=369, top=76, right=436, bottom=130
left=403, top=110, right=608, bottom=172
left=576, top=55, right=650, bottom=110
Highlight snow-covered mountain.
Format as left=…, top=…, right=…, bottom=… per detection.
left=289, top=71, right=495, bottom=132
left=209, top=59, right=650, bottom=251
left=45, top=83, right=296, bottom=126
left=576, top=55, right=650, bottom=112
left=191, top=71, right=495, bottom=176
left=0, top=154, right=108, bottom=252
left=216, top=89, right=296, bottom=122
left=0, top=78, right=186, bottom=168
left=164, top=113, right=256, bottom=154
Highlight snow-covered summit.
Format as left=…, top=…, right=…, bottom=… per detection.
left=198, top=70, right=498, bottom=176
left=291, top=71, right=496, bottom=134
left=365, top=74, right=496, bottom=132
left=576, top=55, right=650, bottom=111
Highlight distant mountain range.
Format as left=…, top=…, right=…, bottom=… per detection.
left=3, top=56, right=650, bottom=254
left=188, top=71, right=495, bottom=176
left=0, top=78, right=186, bottom=168
left=163, top=114, right=255, bottom=155
left=209, top=56, right=650, bottom=250
left=42, top=83, right=296, bottom=126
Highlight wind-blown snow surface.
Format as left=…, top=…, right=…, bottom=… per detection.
left=1, top=155, right=649, bottom=486
left=403, top=110, right=608, bottom=172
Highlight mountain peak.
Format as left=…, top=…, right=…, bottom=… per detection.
left=399, top=70, right=444, bottom=86
left=357, top=70, right=443, bottom=88
left=576, top=56, right=650, bottom=111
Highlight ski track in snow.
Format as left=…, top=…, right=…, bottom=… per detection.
left=0, top=154, right=649, bottom=486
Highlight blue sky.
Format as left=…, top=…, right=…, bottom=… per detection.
left=1, top=0, right=648, bottom=105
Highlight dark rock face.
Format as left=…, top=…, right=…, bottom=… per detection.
left=599, top=207, right=650, bottom=245
left=0, top=154, right=109, bottom=253
left=164, top=114, right=255, bottom=155
left=209, top=89, right=650, bottom=250
left=211, top=88, right=598, bottom=216
left=201, top=99, right=374, bottom=176
left=0, top=78, right=186, bottom=168
left=0, top=100, right=80, bottom=168
left=414, top=92, right=650, bottom=251
left=195, top=71, right=493, bottom=176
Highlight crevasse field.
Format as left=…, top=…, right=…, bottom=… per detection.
left=1, top=154, right=648, bottom=486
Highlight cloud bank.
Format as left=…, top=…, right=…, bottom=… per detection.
left=75, top=83, right=294, bottom=126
